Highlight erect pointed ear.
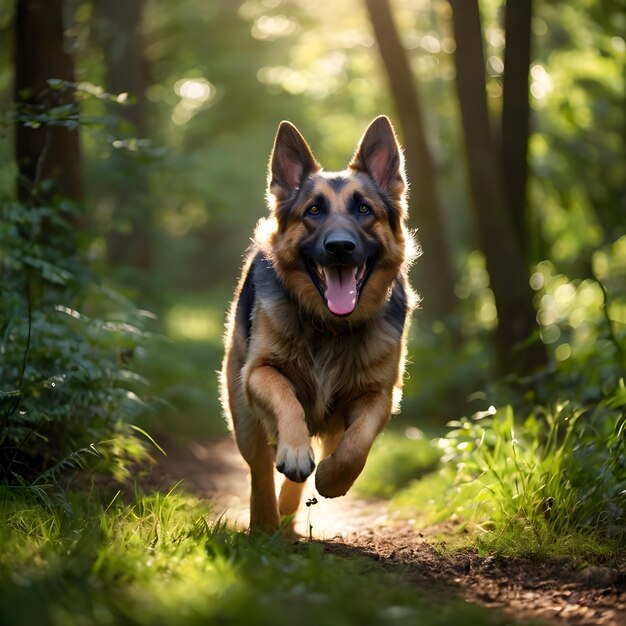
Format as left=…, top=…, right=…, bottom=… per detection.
left=348, top=116, right=405, bottom=196
left=268, top=121, right=320, bottom=199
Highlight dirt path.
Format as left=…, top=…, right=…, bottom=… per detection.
left=152, top=437, right=626, bottom=626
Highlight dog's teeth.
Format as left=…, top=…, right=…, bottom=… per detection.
left=352, top=266, right=358, bottom=278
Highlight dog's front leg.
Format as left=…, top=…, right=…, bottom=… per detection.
left=247, top=365, right=315, bottom=484
left=315, top=391, right=391, bottom=498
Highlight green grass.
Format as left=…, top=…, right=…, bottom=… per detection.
left=353, top=427, right=441, bottom=499
left=0, top=486, right=519, bottom=626
left=389, top=392, right=626, bottom=558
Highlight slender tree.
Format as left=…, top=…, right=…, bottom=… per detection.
left=92, top=0, right=152, bottom=274
left=448, top=0, right=545, bottom=375
left=15, top=0, right=82, bottom=204
left=364, top=0, right=457, bottom=324
left=502, top=0, right=533, bottom=259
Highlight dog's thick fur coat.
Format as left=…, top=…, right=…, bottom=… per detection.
left=220, top=116, right=417, bottom=531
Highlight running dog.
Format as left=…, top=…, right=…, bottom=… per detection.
left=220, top=116, right=417, bottom=531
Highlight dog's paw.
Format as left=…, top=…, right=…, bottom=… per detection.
left=314, top=456, right=356, bottom=498
left=276, top=443, right=315, bottom=483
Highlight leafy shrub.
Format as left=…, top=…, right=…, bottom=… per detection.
left=0, top=197, right=153, bottom=486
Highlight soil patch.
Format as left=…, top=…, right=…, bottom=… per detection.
left=325, top=526, right=626, bottom=626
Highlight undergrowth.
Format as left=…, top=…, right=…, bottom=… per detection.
left=438, top=390, right=625, bottom=556
left=1, top=82, right=159, bottom=486
left=0, top=198, right=155, bottom=486
left=393, top=396, right=625, bottom=557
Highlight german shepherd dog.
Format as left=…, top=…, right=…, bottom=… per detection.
left=220, top=116, right=417, bottom=531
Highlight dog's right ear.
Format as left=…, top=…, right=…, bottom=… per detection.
left=268, top=122, right=320, bottom=201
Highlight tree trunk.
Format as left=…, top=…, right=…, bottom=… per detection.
left=502, top=0, right=532, bottom=260
left=449, top=0, right=545, bottom=375
left=93, top=0, right=147, bottom=135
left=364, top=0, right=457, bottom=324
left=93, top=0, right=152, bottom=274
left=15, top=0, right=82, bottom=204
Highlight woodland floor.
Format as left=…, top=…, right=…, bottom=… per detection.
left=148, top=438, right=626, bottom=626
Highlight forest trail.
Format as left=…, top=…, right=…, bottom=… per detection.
left=152, top=438, right=626, bottom=626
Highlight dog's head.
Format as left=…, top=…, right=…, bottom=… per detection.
left=257, top=116, right=414, bottom=323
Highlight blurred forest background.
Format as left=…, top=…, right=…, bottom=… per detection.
left=0, top=0, right=625, bottom=487
left=1, top=5, right=626, bottom=623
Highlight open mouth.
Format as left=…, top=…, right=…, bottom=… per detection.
left=307, top=259, right=374, bottom=316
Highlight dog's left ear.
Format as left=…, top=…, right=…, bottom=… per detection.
left=268, top=121, right=320, bottom=200
left=349, top=116, right=406, bottom=197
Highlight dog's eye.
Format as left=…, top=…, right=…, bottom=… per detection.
left=358, top=204, right=371, bottom=215
left=307, top=205, right=320, bottom=216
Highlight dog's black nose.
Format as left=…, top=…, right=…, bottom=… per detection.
left=324, top=231, right=356, bottom=257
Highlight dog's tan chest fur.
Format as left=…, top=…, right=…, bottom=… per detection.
left=244, top=299, right=403, bottom=437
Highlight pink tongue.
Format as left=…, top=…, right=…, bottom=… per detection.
left=323, top=266, right=357, bottom=316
